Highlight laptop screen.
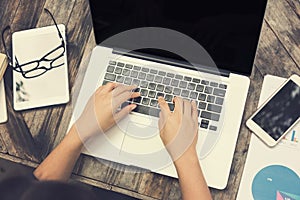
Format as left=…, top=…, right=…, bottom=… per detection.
left=88, top=0, right=267, bottom=76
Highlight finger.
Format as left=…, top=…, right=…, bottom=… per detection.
left=158, top=97, right=171, bottom=118
left=102, top=82, right=118, bottom=93
left=114, top=104, right=137, bottom=122
left=191, top=100, right=198, bottom=122
left=158, top=113, right=164, bottom=129
left=183, top=99, right=192, bottom=118
left=113, top=84, right=137, bottom=97
left=130, top=92, right=141, bottom=99
left=173, top=96, right=183, bottom=115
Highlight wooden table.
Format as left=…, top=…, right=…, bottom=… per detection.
left=0, top=0, right=299, bottom=199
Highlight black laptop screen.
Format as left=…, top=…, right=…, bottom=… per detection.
left=88, top=0, right=267, bottom=76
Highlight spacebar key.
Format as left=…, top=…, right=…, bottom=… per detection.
left=133, top=105, right=160, bottom=117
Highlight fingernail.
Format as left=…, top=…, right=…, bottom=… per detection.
left=131, top=104, right=137, bottom=110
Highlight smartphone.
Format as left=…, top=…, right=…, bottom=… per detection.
left=246, top=74, right=300, bottom=146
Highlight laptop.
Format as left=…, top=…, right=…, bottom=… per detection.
left=69, top=0, right=268, bottom=189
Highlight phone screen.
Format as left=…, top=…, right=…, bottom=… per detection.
left=252, top=80, right=300, bottom=141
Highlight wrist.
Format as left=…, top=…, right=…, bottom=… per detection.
left=174, top=148, right=198, bottom=168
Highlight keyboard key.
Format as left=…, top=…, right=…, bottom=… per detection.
left=168, top=103, right=175, bottom=111
left=204, top=86, right=213, bottom=94
left=116, top=76, right=124, bottom=83
left=165, top=86, right=173, bottom=94
left=138, top=72, right=146, bottom=80
left=207, top=95, right=215, bottom=103
left=190, top=91, right=198, bottom=99
left=207, top=104, right=222, bottom=113
left=201, top=111, right=220, bottom=121
left=130, top=71, right=138, bottom=78
left=115, top=67, right=122, bottom=74
left=150, top=99, right=158, bottom=107
left=192, top=78, right=200, bottom=83
left=104, top=73, right=116, bottom=81
left=209, top=125, right=217, bottom=131
left=181, top=90, right=189, bottom=97
left=140, top=81, right=148, bottom=88
left=215, top=97, right=224, bottom=105
left=165, top=94, right=173, bottom=102
left=187, top=83, right=196, bottom=90
left=179, top=81, right=188, bottom=89
left=124, top=77, right=132, bottom=85
left=134, top=66, right=141, bottom=71
left=142, top=98, right=150, bottom=105
left=122, top=69, right=130, bottom=76
left=184, top=76, right=192, bottom=81
left=102, top=80, right=110, bottom=85
left=201, top=80, right=209, bottom=85
left=121, top=101, right=131, bottom=108
left=146, top=74, right=154, bottom=81
left=150, top=69, right=158, bottom=74
left=148, top=91, right=156, bottom=98
left=213, top=88, right=226, bottom=97
left=219, top=84, right=227, bottom=89
left=142, top=67, right=150, bottom=72
left=198, top=102, right=207, bottom=110
left=107, top=65, right=115, bottom=73
left=117, top=62, right=125, bottom=67
left=156, top=84, right=164, bottom=92
left=158, top=71, right=166, bottom=76
left=175, top=75, right=183, bottom=80
left=156, top=92, right=165, bottom=98
left=171, top=79, right=179, bottom=87
left=200, top=119, right=209, bottom=129
left=210, top=82, right=218, bottom=87
left=140, top=89, right=148, bottom=96
left=167, top=73, right=175, bottom=78
left=133, top=104, right=160, bottom=117
left=196, top=85, right=204, bottom=92
left=148, top=83, right=156, bottom=90
left=154, top=76, right=163, bottom=83
left=198, top=93, right=206, bottom=101
left=109, top=60, right=116, bottom=65
left=133, top=97, right=142, bottom=103
left=125, top=64, right=133, bottom=69
left=132, top=79, right=140, bottom=86
left=163, top=77, right=171, bottom=85
left=173, top=88, right=181, bottom=96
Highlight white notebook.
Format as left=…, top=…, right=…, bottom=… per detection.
left=0, top=79, right=7, bottom=123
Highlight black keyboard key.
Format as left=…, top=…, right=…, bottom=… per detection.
left=204, top=86, right=213, bottom=94
left=165, top=94, right=173, bottom=102
left=192, top=78, right=201, bottom=83
left=109, top=60, right=116, bottom=65
left=190, top=91, right=198, bottom=99
left=201, top=80, right=209, bottom=85
left=148, top=83, right=156, bottom=90
left=207, top=95, right=215, bottom=103
left=179, top=81, right=188, bottom=89
left=117, top=62, right=125, bottom=67
left=175, top=75, right=183, bottom=80
left=146, top=74, right=155, bottom=81
left=133, top=97, right=142, bottom=103
left=210, top=82, right=218, bottom=87
left=148, top=91, right=156, bottom=98
left=207, top=104, right=222, bottom=113
left=116, top=76, right=124, bottom=83
left=122, top=69, right=130, bottom=76
left=165, top=86, right=173, bottom=94
left=173, top=88, right=181, bottom=95
left=138, top=72, right=146, bottom=80
left=140, top=89, right=148, bottom=97
left=215, top=97, right=224, bottom=105
left=171, top=79, right=179, bottom=87
left=156, top=84, right=164, bottom=92
left=201, top=111, right=220, bottom=121
left=121, top=101, right=131, bottom=108
left=181, top=90, right=189, bottom=97
left=142, top=98, right=150, bottom=105
left=200, top=119, right=209, bottom=129
left=140, top=81, right=148, bottom=88
left=187, top=83, right=196, bottom=90
left=130, top=71, right=138, bottom=78
left=184, top=76, right=192, bottom=81
left=150, top=69, right=158, bottom=74
left=154, top=76, right=163, bottom=83
left=156, top=92, right=165, bottom=98
left=150, top=99, right=158, bottom=107
left=133, top=104, right=160, bottom=117
left=168, top=103, right=175, bottom=111
left=124, top=77, right=132, bottom=85
left=198, top=102, right=207, bottom=110
left=104, top=73, right=116, bottom=81
left=107, top=65, right=115, bottom=73
left=133, top=88, right=140, bottom=93
left=198, top=93, right=206, bottom=101
left=213, top=88, right=226, bottom=97
left=115, top=67, right=122, bottom=74
left=219, top=84, right=227, bottom=89
left=134, top=66, right=141, bottom=71
left=158, top=71, right=166, bottom=76
left=167, top=73, right=175, bottom=78
left=163, top=77, right=171, bottom=85
left=196, top=85, right=204, bottom=92
left=125, top=64, right=133, bottom=69
left=102, top=80, right=110, bottom=85
left=132, top=79, right=140, bottom=86
left=209, top=125, right=217, bottom=131
left=142, top=67, right=149, bottom=72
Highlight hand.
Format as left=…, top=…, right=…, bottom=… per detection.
left=75, top=83, right=140, bottom=142
left=158, top=96, right=199, bottom=161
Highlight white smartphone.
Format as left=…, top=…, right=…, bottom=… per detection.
left=246, top=74, right=300, bottom=146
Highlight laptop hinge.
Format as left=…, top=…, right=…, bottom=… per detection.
left=112, top=48, right=230, bottom=77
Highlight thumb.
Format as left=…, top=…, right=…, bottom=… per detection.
left=114, top=104, right=137, bottom=122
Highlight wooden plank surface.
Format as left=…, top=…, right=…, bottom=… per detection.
left=0, top=0, right=300, bottom=199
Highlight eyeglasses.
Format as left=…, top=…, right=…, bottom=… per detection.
left=1, top=8, right=66, bottom=79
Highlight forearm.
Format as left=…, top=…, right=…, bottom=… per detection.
left=34, top=125, right=83, bottom=181
left=174, top=150, right=212, bottom=200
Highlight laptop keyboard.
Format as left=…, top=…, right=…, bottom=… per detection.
left=103, top=60, right=227, bottom=132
